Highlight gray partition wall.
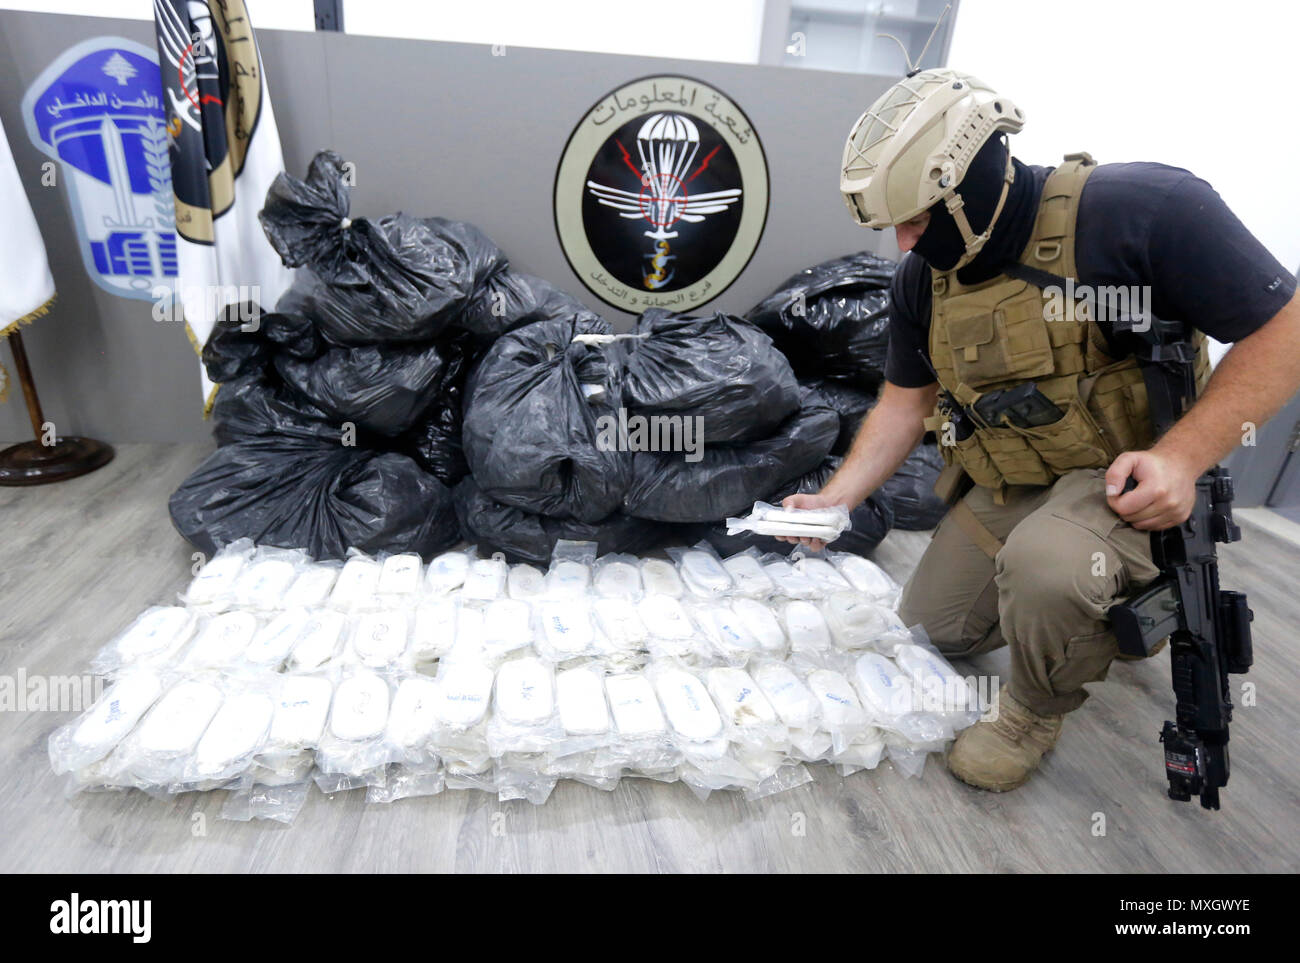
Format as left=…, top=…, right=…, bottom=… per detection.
left=0, top=11, right=898, bottom=444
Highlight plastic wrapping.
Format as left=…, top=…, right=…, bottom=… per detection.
left=461, top=554, right=509, bottom=601
left=762, top=558, right=823, bottom=600
left=289, top=609, right=348, bottom=669
left=639, top=558, right=684, bottom=598
left=669, top=544, right=734, bottom=599
left=534, top=600, right=600, bottom=662
left=544, top=540, right=595, bottom=598
left=462, top=317, right=628, bottom=522
left=107, top=677, right=225, bottom=787
left=893, top=643, right=981, bottom=728
left=457, top=267, right=601, bottom=343
left=410, top=597, right=459, bottom=662
left=480, top=599, right=533, bottom=661
left=730, top=598, right=787, bottom=655
left=182, top=539, right=255, bottom=610
left=329, top=554, right=382, bottom=610
left=245, top=607, right=313, bottom=669
left=425, top=549, right=471, bottom=596
left=384, top=676, right=442, bottom=764
left=791, top=555, right=853, bottom=594
left=781, top=600, right=834, bottom=662
left=91, top=607, right=197, bottom=677
left=486, top=656, right=562, bottom=755
left=752, top=660, right=821, bottom=733
left=346, top=610, right=411, bottom=668
left=799, top=379, right=878, bottom=455
left=49, top=671, right=165, bottom=775
left=829, top=553, right=900, bottom=605
left=622, top=402, right=839, bottom=522
left=593, top=554, right=643, bottom=600
left=720, top=549, right=776, bottom=599
left=377, top=552, right=423, bottom=598
left=705, top=667, right=785, bottom=750
left=230, top=547, right=308, bottom=611
left=725, top=501, right=852, bottom=543
left=182, top=611, right=259, bottom=671
left=851, top=652, right=951, bottom=744
left=316, top=668, right=394, bottom=776
left=282, top=561, right=341, bottom=609
left=188, top=686, right=276, bottom=783
left=507, top=564, right=546, bottom=600
left=689, top=602, right=761, bottom=666
left=620, top=309, right=799, bottom=444
left=806, top=668, right=871, bottom=754
left=822, top=592, right=910, bottom=651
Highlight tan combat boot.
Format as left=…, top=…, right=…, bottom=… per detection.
left=946, top=685, right=1063, bottom=792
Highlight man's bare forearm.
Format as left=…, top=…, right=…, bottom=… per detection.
left=1153, top=291, right=1300, bottom=474
left=821, top=381, right=937, bottom=507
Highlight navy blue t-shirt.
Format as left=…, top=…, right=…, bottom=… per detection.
left=884, top=161, right=1297, bottom=388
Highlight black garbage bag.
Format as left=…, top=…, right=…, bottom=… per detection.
left=452, top=475, right=669, bottom=565
left=463, top=316, right=628, bottom=522
left=273, top=340, right=452, bottom=438
left=881, top=442, right=947, bottom=530
left=683, top=456, right=895, bottom=558
left=457, top=268, right=601, bottom=342
left=169, top=436, right=459, bottom=561
left=622, top=400, right=839, bottom=523
left=745, top=251, right=895, bottom=391
left=799, top=378, right=878, bottom=455
left=621, top=309, right=800, bottom=444
left=201, top=301, right=269, bottom=383
left=260, top=309, right=326, bottom=360
left=260, top=150, right=506, bottom=345
left=393, top=331, right=479, bottom=487
left=211, top=372, right=345, bottom=446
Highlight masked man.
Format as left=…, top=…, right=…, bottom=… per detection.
left=784, top=69, right=1300, bottom=791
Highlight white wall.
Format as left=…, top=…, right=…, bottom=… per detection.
left=0, top=0, right=318, bottom=30
left=949, top=0, right=1300, bottom=276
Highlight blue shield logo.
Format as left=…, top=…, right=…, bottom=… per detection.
left=22, top=37, right=177, bottom=300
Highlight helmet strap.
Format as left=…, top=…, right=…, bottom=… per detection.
left=947, top=143, right=1016, bottom=271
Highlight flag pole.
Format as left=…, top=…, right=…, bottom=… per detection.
left=0, top=330, right=113, bottom=485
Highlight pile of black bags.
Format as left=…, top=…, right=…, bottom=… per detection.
left=170, top=149, right=945, bottom=565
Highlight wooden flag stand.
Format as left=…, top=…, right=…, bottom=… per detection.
left=0, top=330, right=113, bottom=485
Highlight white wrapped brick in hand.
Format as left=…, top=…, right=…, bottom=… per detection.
left=330, top=671, right=390, bottom=741
left=724, top=501, right=851, bottom=541
left=605, top=674, right=666, bottom=738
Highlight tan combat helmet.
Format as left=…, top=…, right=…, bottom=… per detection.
left=840, top=68, right=1024, bottom=269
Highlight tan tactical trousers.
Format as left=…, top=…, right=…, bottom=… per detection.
left=897, top=468, right=1160, bottom=716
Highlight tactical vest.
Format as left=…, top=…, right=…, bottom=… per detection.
left=923, top=152, right=1211, bottom=492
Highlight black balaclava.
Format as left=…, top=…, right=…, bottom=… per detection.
left=910, top=135, right=1034, bottom=282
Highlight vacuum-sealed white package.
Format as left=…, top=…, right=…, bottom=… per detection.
left=725, top=501, right=852, bottom=542
left=182, top=539, right=254, bottom=609
left=721, top=549, right=777, bottom=599
left=232, top=549, right=304, bottom=611
left=348, top=610, right=410, bottom=668
left=792, top=555, right=852, bottom=593
left=830, top=553, right=900, bottom=603
left=807, top=669, right=870, bottom=752
left=761, top=557, right=822, bottom=599
left=781, top=600, right=833, bottom=659
left=605, top=673, right=668, bottom=739
left=328, top=670, right=391, bottom=742
left=556, top=664, right=611, bottom=737
left=443, top=606, right=485, bottom=664
left=832, top=731, right=887, bottom=775
left=593, top=555, right=643, bottom=600
left=49, top=671, right=164, bottom=774
left=852, top=652, right=950, bottom=744
left=535, top=600, right=598, bottom=661
left=182, top=610, right=259, bottom=670
left=385, top=676, right=441, bottom=758
left=637, top=594, right=695, bottom=640
left=431, top=661, right=495, bottom=729
left=670, top=544, right=735, bottom=599
left=705, top=667, right=783, bottom=749
left=730, top=598, right=787, bottom=654
left=117, top=678, right=224, bottom=785
left=425, top=549, right=471, bottom=596
left=894, top=643, right=980, bottom=722
left=487, top=657, right=561, bottom=755
left=640, top=558, right=684, bottom=598
left=281, top=562, right=340, bottom=609
left=822, top=592, right=909, bottom=651
left=481, top=598, right=533, bottom=660
left=289, top=609, right=348, bottom=669
left=191, top=690, right=276, bottom=781
left=593, top=598, right=650, bottom=653
left=462, top=554, right=509, bottom=601
left=377, top=553, right=423, bottom=597
left=651, top=666, right=725, bottom=743
left=544, top=540, right=596, bottom=599
left=268, top=675, right=333, bottom=749
left=244, top=607, right=312, bottom=668
left=329, top=554, right=382, bottom=609
left=507, top=564, right=546, bottom=600
left=91, top=606, right=196, bottom=675
left=752, top=661, right=820, bottom=732
left=410, top=597, right=458, bottom=662
left=691, top=603, right=760, bottom=666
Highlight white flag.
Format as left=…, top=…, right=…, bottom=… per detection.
left=0, top=112, right=57, bottom=403
left=152, top=0, right=292, bottom=412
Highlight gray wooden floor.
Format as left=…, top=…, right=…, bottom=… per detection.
left=2, top=443, right=1297, bottom=873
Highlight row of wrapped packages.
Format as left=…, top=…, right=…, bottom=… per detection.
left=49, top=539, right=985, bottom=817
